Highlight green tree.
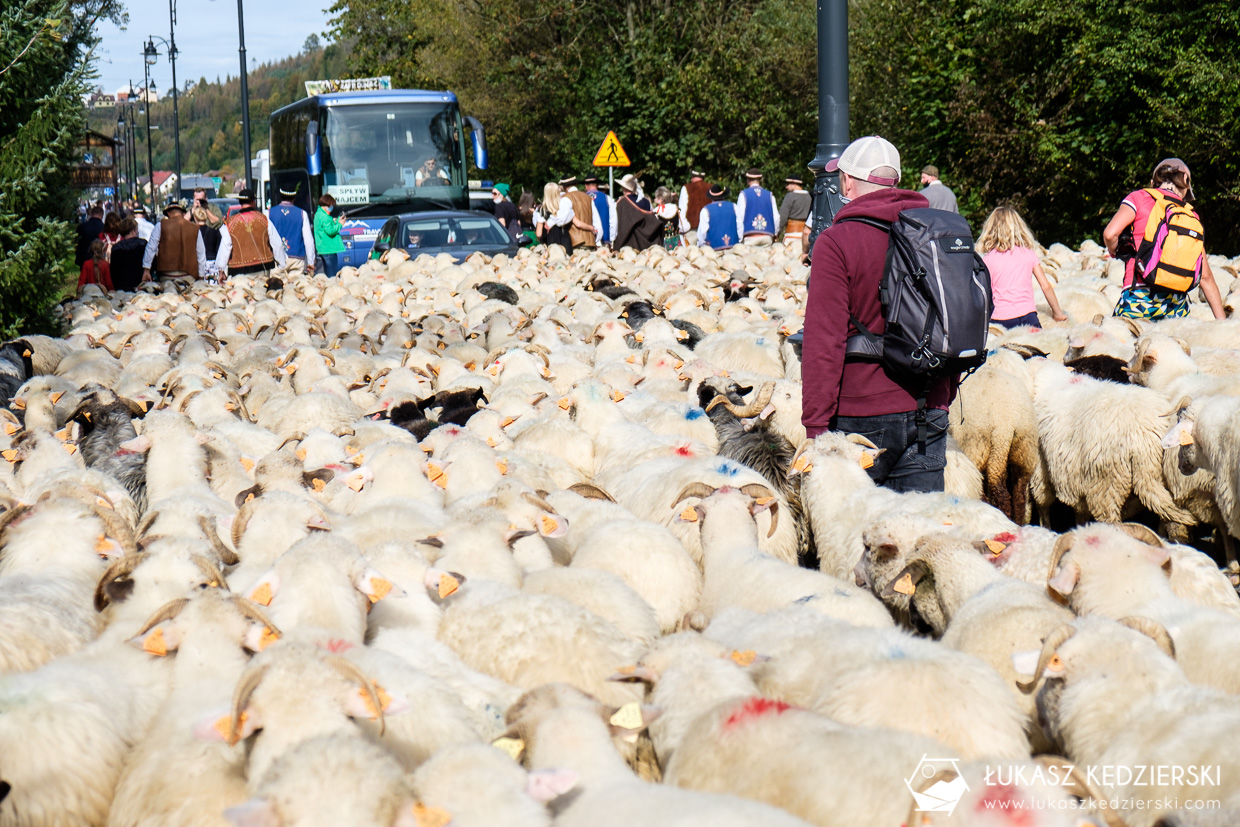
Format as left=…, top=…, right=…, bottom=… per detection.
left=303, top=33, right=321, bottom=55
left=0, top=0, right=124, bottom=337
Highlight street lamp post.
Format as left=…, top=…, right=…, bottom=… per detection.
left=142, top=45, right=157, bottom=206
left=237, top=0, right=253, bottom=189
left=167, top=0, right=182, bottom=200
left=805, top=0, right=850, bottom=252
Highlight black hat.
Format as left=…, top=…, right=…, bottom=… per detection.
left=237, top=188, right=256, bottom=202
left=162, top=201, right=186, bottom=216
left=558, top=176, right=578, bottom=187
left=278, top=186, right=298, bottom=198
left=689, top=170, right=705, bottom=178
left=583, top=176, right=602, bottom=186
left=785, top=176, right=804, bottom=186
left=708, top=184, right=728, bottom=200
left=745, top=168, right=763, bottom=179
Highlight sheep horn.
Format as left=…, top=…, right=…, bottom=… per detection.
left=482, top=347, right=508, bottom=368
left=1117, top=616, right=1176, bottom=659
left=671, top=482, right=717, bottom=508
left=1118, top=317, right=1144, bottom=339
left=229, top=595, right=281, bottom=638
left=1016, top=623, right=1077, bottom=694
left=568, top=482, right=616, bottom=503
left=845, top=433, right=880, bottom=450
left=231, top=496, right=260, bottom=549
left=324, top=656, right=387, bottom=736
left=226, top=390, right=252, bottom=422
left=229, top=662, right=270, bottom=744
left=132, top=597, right=191, bottom=638
left=1114, top=523, right=1165, bottom=549
left=90, top=502, right=138, bottom=556
left=169, top=333, right=190, bottom=353
left=738, top=483, right=780, bottom=538
left=1047, top=532, right=1074, bottom=588
left=520, top=491, right=557, bottom=515
left=0, top=503, right=33, bottom=541
left=136, top=509, right=161, bottom=538
left=190, top=554, right=228, bottom=590
left=277, top=433, right=307, bottom=452
left=198, top=515, right=240, bottom=566
left=1123, top=338, right=1150, bottom=374
left=95, top=552, right=150, bottom=612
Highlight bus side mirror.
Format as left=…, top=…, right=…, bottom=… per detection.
left=306, top=121, right=321, bottom=176
left=464, top=116, right=487, bottom=170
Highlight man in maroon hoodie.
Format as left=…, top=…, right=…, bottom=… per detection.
left=801, top=136, right=956, bottom=492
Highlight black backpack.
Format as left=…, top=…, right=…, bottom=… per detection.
left=840, top=208, right=992, bottom=379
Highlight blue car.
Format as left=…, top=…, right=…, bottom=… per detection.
left=369, top=211, right=518, bottom=263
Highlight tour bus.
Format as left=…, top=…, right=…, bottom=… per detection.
left=268, top=89, right=487, bottom=267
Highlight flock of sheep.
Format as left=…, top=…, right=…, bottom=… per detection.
left=2, top=237, right=1240, bottom=827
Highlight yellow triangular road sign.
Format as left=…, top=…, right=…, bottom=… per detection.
left=592, top=131, right=631, bottom=167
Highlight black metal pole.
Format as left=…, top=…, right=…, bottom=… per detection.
left=169, top=1, right=182, bottom=202
left=130, top=109, right=139, bottom=206
left=805, top=0, right=849, bottom=252
left=142, top=65, right=155, bottom=207
left=237, top=0, right=253, bottom=189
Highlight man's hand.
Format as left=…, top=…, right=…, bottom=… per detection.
left=141, top=268, right=152, bottom=283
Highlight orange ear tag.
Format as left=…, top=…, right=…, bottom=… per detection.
left=0, top=450, right=16, bottom=463
left=367, top=577, right=393, bottom=603
left=411, top=803, right=452, bottom=827
left=214, top=711, right=247, bottom=744
left=611, top=391, right=626, bottom=403
left=679, top=506, right=698, bottom=522
left=495, top=459, right=508, bottom=475
left=438, top=573, right=461, bottom=599
left=311, top=478, right=326, bottom=492
left=250, top=582, right=274, bottom=606
left=486, top=437, right=498, bottom=448
left=1179, top=430, right=1194, bottom=446
left=791, top=455, right=812, bottom=473
left=892, top=573, right=916, bottom=596
left=730, top=650, right=758, bottom=666
left=858, top=453, right=874, bottom=470
left=427, top=463, right=447, bottom=488
left=557, top=398, right=571, bottom=410
left=984, top=539, right=1006, bottom=555
left=240, top=457, right=256, bottom=472
left=95, top=536, right=119, bottom=558
left=347, top=474, right=366, bottom=492
left=540, top=514, right=559, bottom=535
left=358, top=684, right=394, bottom=718
left=616, top=664, right=637, bottom=676
left=143, top=627, right=168, bottom=656
left=609, top=701, right=644, bottom=730
left=492, top=736, right=524, bottom=761
left=2, top=422, right=18, bottom=436
left=259, top=627, right=279, bottom=650
left=500, top=417, right=515, bottom=428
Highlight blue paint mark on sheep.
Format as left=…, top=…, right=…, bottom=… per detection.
left=756, top=337, right=766, bottom=346
left=684, top=408, right=706, bottom=420
left=833, top=588, right=852, bottom=598
left=714, top=460, right=743, bottom=477
left=794, top=594, right=818, bottom=604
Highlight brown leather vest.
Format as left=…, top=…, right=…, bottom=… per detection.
left=225, top=208, right=276, bottom=269
left=566, top=190, right=596, bottom=248
left=152, top=215, right=201, bottom=276
left=684, top=179, right=711, bottom=230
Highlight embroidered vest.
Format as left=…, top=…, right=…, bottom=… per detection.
left=566, top=190, right=596, bottom=248
left=268, top=204, right=307, bottom=257
left=703, top=202, right=738, bottom=250
left=225, top=208, right=275, bottom=269
left=742, top=186, right=776, bottom=237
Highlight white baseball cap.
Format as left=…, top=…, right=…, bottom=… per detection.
left=825, top=136, right=901, bottom=186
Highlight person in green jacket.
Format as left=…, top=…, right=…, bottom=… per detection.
left=313, top=193, right=346, bottom=277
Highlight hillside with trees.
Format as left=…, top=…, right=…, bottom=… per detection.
left=328, top=0, right=1240, bottom=253
left=87, top=38, right=348, bottom=184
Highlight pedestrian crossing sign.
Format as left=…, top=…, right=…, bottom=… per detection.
left=592, top=131, right=631, bottom=167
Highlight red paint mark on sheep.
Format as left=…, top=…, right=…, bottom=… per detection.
left=675, top=444, right=694, bottom=457
left=992, top=532, right=1018, bottom=544
left=723, top=697, right=792, bottom=729
left=974, top=784, right=1033, bottom=825
left=320, top=639, right=355, bottom=653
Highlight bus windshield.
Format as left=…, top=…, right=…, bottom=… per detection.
left=321, top=102, right=465, bottom=214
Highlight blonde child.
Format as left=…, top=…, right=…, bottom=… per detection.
left=653, top=186, right=680, bottom=250
left=977, top=206, right=1067, bottom=328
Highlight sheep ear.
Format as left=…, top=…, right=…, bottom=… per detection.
left=1011, top=650, right=1040, bottom=677
left=194, top=705, right=262, bottom=742
left=674, top=505, right=705, bottom=524
left=1048, top=560, right=1080, bottom=596
left=607, top=664, right=659, bottom=683
left=536, top=512, right=568, bottom=538
left=242, top=623, right=280, bottom=653
left=606, top=703, right=662, bottom=741
left=302, top=469, right=335, bottom=492
left=354, top=567, right=406, bottom=602
left=525, top=769, right=579, bottom=803
left=247, top=571, right=280, bottom=607
left=423, top=567, right=464, bottom=600
left=882, top=561, right=928, bottom=598
left=1161, top=418, right=1194, bottom=450
left=118, top=434, right=151, bottom=453
left=128, top=621, right=182, bottom=656
left=222, top=799, right=280, bottom=827
left=343, top=680, right=411, bottom=720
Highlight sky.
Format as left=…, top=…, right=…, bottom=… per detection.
left=92, top=0, right=335, bottom=95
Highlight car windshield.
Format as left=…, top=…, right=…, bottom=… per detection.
left=400, top=216, right=510, bottom=250
left=321, top=102, right=466, bottom=212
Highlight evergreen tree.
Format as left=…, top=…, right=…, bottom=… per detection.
left=0, top=0, right=121, bottom=337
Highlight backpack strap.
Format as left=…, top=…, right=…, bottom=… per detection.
left=834, top=216, right=893, bottom=233
left=836, top=216, right=894, bottom=356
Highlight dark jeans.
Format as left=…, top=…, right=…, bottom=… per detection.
left=993, top=311, right=1041, bottom=330
left=833, top=409, right=949, bottom=493
left=317, top=252, right=340, bottom=278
